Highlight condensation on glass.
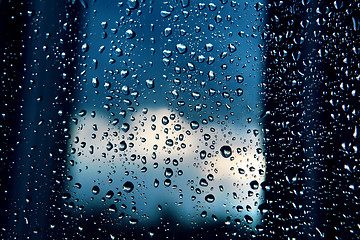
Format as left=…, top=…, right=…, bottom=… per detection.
left=1, top=0, right=359, bottom=239
left=66, top=0, right=265, bottom=238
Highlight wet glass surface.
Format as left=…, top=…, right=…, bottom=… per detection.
left=1, top=0, right=359, bottom=239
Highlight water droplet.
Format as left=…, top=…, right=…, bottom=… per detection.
left=208, top=71, right=215, bottom=81
left=100, top=21, right=107, bottom=29
left=154, top=179, right=159, bottom=188
left=106, top=142, right=113, bottom=151
left=215, top=15, right=222, bottom=23
left=176, top=43, right=187, bottom=54
left=205, top=194, right=215, bottom=203
left=236, top=88, right=244, bottom=97
left=81, top=43, right=89, bottom=53
left=164, top=168, right=173, bottom=178
left=209, top=3, right=217, bottom=11
left=121, top=69, right=129, bottom=78
left=220, top=145, right=232, bottom=158
left=109, top=204, right=117, bottom=213
left=165, top=139, right=174, bottom=146
left=121, top=123, right=130, bottom=132
left=250, top=180, right=259, bottom=190
left=106, top=191, right=114, bottom=199
left=127, top=0, right=139, bottom=9
left=205, top=43, right=213, bottom=52
left=199, top=178, right=208, bottom=187
left=228, top=43, right=237, bottom=53
left=146, top=79, right=154, bottom=89
left=207, top=174, right=214, bottom=181
left=162, top=116, right=169, bottom=125
left=201, top=211, right=207, bottom=218
left=148, top=228, right=155, bottom=237
left=115, top=48, right=123, bottom=57
left=161, top=11, right=171, bottom=18
left=123, top=181, right=134, bottom=193
left=164, top=27, right=172, bottom=37
left=92, top=186, right=100, bottom=195
left=200, top=150, right=206, bottom=159
left=236, top=75, right=244, bottom=83
left=164, top=179, right=172, bottom=187
left=119, top=141, right=127, bottom=151
left=129, top=219, right=138, bottom=225
left=190, top=121, right=199, bottom=130
left=125, top=29, right=136, bottom=39
left=92, top=77, right=99, bottom=88
left=244, top=215, right=253, bottom=224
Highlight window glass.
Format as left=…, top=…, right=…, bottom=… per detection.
left=1, top=0, right=359, bottom=239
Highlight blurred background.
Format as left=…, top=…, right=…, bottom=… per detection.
left=0, top=0, right=359, bottom=239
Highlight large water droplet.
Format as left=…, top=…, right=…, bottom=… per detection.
left=190, top=121, right=199, bottom=130
left=154, top=179, right=159, bottom=188
left=125, top=29, right=136, bottom=39
left=220, top=145, right=232, bottom=158
left=205, top=194, right=215, bottom=203
left=162, top=116, right=169, bottom=125
left=250, top=180, right=259, bottom=190
left=236, top=75, right=244, bottom=83
left=121, top=123, right=130, bottom=132
left=164, top=27, right=172, bottom=37
left=164, top=168, right=173, bottom=178
left=119, top=141, right=127, bottom=151
left=127, top=0, right=139, bottom=9
left=146, top=79, right=154, bottom=89
left=81, top=43, right=89, bottom=53
left=106, top=142, right=113, bottom=151
left=244, top=215, right=253, bottom=224
left=109, top=204, right=117, bottom=213
left=176, top=43, right=187, bottom=54
left=92, top=186, right=100, bottom=195
left=199, top=178, right=208, bottom=187
left=92, top=77, right=99, bottom=88
left=123, top=181, right=134, bottom=193
left=200, top=150, right=206, bottom=159
left=160, top=11, right=171, bottom=18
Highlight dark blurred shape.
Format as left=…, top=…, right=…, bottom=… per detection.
left=262, top=0, right=360, bottom=239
